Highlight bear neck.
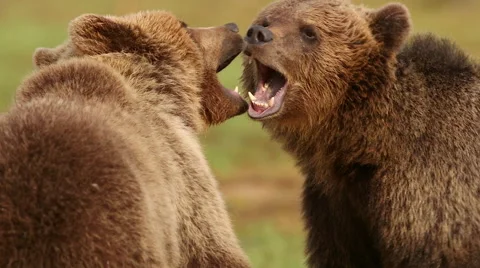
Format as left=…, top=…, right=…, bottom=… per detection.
left=17, top=54, right=204, bottom=133
left=267, top=52, right=400, bottom=186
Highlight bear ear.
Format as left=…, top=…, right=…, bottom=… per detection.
left=68, top=14, right=142, bottom=55
left=32, top=42, right=70, bottom=68
left=33, top=47, right=59, bottom=68
left=367, top=3, right=411, bottom=54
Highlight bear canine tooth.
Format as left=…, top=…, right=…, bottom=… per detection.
left=248, top=91, right=257, bottom=101
left=263, top=83, right=269, bottom=92
left=234, top=86, right=239, bottom=93
left=268, top=97, right=275, bottom=107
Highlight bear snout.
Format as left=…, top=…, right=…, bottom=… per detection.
left=245, top=25, right=273, bottom=45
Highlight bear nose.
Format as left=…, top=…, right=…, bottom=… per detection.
left=224, top=22, right=239, bottom=33
left=245, top=25, right=273, bottom=45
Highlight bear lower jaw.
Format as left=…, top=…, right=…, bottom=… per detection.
left=247, top=86, right=286, bottom=119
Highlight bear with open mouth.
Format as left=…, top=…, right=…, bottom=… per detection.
left=242, top=0, right=480, bottom=267
left=0, top=10, right=250, bottom=268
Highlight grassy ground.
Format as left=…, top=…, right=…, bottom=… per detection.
left=1, top=0, right=479, bottom=267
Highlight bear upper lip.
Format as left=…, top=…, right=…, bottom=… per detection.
left=216, top=35, right=245, bottom=73
left=216, top=50, right=241, bottom=73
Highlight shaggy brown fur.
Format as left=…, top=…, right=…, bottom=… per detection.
left=242, top=0, right=480, bottom=267
left=0, top=10, right=250, bottom=268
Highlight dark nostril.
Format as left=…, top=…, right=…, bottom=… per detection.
left=225, top=22, right=239, bottom=33
left=246, top=28, right=254, bottom=38
left=245, top=25, right=273, bottom=44
left=258, top=31, right=267, bottom=43
left=258, top=27, right=273, bottom=43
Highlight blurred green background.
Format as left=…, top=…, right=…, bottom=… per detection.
left=1, top=0, right=479, bottom=267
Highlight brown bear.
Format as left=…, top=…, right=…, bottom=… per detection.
left=0, top=10, right=250, bottom=268
left=242, top=0, right=480, bottom=267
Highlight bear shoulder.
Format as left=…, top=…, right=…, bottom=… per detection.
left=397, top=33, right=479, bottom=79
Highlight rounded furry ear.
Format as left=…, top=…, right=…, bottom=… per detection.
left=367, top=3, right=411, bottom=54
left=32, top=42, right=70, bottom=68
left=33, top=48, right=59, bottom=68
left=68, top=14, right=140, bottom=55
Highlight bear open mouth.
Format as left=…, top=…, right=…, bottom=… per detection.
left=216, top=51, right=244, bottom=98
left=247, top=60, right=287, bottom=119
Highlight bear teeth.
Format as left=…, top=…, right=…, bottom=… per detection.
left=253, top=100, right=269, bottom=108
left=268, top=97, right=275, bottom=107
left=263, top=83, right=269, bottom=92
left=250, top=92, right=275, bottom=109
left=248, top=91, right=257, bottom=101
left=234, top=86, right=239, bottom=93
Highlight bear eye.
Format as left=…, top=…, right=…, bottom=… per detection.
left=261, top=20, right=270, bottom=27
left=300, top=26, right=317, bottom=42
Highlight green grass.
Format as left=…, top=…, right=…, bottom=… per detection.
left=1, top=0, right=480, bottom=266
left=239, top=222, right=306, bottom=268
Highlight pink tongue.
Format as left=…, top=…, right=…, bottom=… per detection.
left=252, top=103, right=268, bottom=113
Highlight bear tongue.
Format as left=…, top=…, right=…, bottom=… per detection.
left=252, top=103, right=268, bottom=113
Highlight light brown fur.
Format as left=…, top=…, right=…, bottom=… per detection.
left=243, top=0, right=480, bottom=267
left=0, top=10, right=249, bottom=268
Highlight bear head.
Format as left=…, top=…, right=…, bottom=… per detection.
left=33, top=10, right=248, bottom=127
left=242, top=0, right=411, bottom=130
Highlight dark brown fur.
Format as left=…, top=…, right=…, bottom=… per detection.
left=0, top=10, right=250, bottom=267
left=242, top=0, right=480, bottom=267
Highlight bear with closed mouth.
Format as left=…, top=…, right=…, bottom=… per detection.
left=242, top=0, right=480, bottom=267
left=0, top=10, right=250, bottom=268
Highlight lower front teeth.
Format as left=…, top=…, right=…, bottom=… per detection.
left=250, top=92, right=276, bottom=109
left=253, top=101, right=269, bottom=108
left=253, top=99, right=275, bottom=108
